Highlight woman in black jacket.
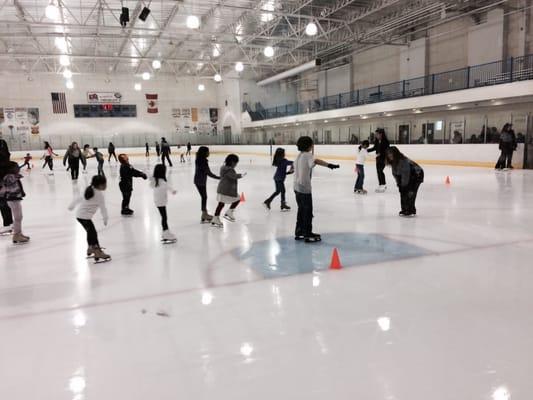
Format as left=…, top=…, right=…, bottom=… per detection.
left=367, top=128, right=390, bottom=192
left=63, top=142, right=85, bottom=181
left=118, top=153, right=147, bottom=215
left=0, top=139, right=14, bottom=235
left=194, top=146, right=219, bottom=223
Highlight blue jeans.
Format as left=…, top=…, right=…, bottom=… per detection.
left=354, top=164, right=365, bottom=190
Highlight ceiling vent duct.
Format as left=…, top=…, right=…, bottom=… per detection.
left=257, top=59, right=321, bottom=87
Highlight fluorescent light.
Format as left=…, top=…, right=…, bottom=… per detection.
left=213, top=45, right=221, bottom=58
left=213, top=73, right=222, bottom=82
left=45, top=2, right=60, bottom=20
left=62, top=69, right=72, bottom=79
left=324, top=120, right=328, bottom=123
left=152, top=59, right=161, bottom=69
left=142, top=72, right=150, bottom=80
left=198, top=83, right=205, bottom=91
left=264, top=46, right=274, bottom=57
left=186, top=15, right=200, bottom=29
left=235, top=62, right=244, bottom=72
left=59, top=55, right=70, bottom=67
left=305, top=22, right=318, bottom=36
left=134, top=83, right=141, bottom=91
left=66, top=80, right=74, bottom=89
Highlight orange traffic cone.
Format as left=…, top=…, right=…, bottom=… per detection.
left=445, top=176, right=451, bottom=185
left=329, top=248, right=342, bottom=270
left=240, top=192, right=246, bottom=202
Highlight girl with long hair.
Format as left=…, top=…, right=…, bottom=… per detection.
left=263, top=148, right=293, bottom=211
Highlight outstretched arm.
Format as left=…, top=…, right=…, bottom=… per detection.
left=315, top=159, right=339, bottom=169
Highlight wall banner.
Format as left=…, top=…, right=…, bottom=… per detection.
left=87, top=92, right=122, bottom=104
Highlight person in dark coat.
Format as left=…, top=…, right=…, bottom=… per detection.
left=118, top=153, right=147, bottom=215
left=160, top=138, right=173, bottom=167
left=0, top=139, right=14, bottom=235
left=63, top=142, right=85, bottom=181
left=108, top=142, right=117, bottom=162
left=194, top=146, right=219, bottom=223
left=495, top=123, right=517, bottom=170
left=386, top=146, right=424, bottom=217
left=367, top=128, right=390, bottom=192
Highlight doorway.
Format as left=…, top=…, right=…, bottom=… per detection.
left=223, top=126, right=232, bottom=145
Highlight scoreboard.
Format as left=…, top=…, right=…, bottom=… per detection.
left=74, top=104, right=137, bottom=118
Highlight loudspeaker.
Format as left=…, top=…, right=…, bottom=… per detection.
left=138, top=7, right=151, bottom=21
left=120, top=7, right=129, bottom=27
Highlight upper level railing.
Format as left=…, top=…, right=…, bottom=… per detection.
left=247, top=54, right=533, bottom=121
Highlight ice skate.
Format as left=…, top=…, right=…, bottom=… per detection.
left=86, top=245, right=95, bottom=258
left=224, top=209, right=236, bottom=222
left=211, top=216, right=223, bottom=228
left=12, top=233, right=30, bottom=244
left=0, top=225, right=13, bottom=235
left=263, top=200, right=271, bottom=210
left=201, top=211, right=213, bottom=224
left=161, top=230, right=177, bottom=244
left=304, top=233, right=322, bottom=243
left=93, top=246, right=111, bottom=263
left=280, top=202, right=291, bottom=211
left=355, top=189, right=368, bottom=195
left=375, top=185, right=387, bottom=193
left=121, top=208, right=134, bottom=216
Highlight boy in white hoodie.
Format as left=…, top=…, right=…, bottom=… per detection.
left=354, top=140, right=370, bottom=194
left=150, top=164, right=177, bottom=242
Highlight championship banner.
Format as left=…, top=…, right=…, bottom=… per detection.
left=198, top=108, right=211, bottom=134
left=209, top=108, right=218, bottom=135
left=0, top=107, right=39, bottom=139
left=146, top=94, right=158, bottom=114
left=87, top=92, right=122, bottom=104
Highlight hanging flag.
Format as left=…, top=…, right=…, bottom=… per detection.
left=51, top=92, right=67, bottom=114
left=146, top=94, right=158, bottom=113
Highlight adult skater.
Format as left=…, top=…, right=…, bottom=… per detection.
left=495, top=123, right=517, bottom=170
left=293, top=136, right=339, bottom=243
left=194, top=146, right=219, bottom=223
left=0, top=139, right=14, bottom=235
left=145, top=142, right=150, bottom=157
left=118, top=153, right=147, bottom=216
left=155, top=141, right=161, bottom=157
left=367, top=128, right=390, bottom=192
left=385, top=147, right=424, bottom=217
left=160, top=137, right=173, bottom=167
left=186, top=142, right=192, bottom=157
left=42, top=141, right=58, bottom=174
left=63, top=142, right=85, bottom=181
left=263, top=147, right=293, bottom=211
left=108, top=142, right=117, bottom=162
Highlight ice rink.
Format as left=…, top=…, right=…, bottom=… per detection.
left=1, top=150, right=533, bottom=400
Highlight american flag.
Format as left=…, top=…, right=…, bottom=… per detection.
left=51, top=92, right=67, bottom=114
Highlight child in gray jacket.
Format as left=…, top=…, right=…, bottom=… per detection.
left=212, top=154, right=246, bottom=227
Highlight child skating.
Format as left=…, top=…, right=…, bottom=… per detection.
left=354, top=140, right=369, bottom=194
left=211, top=154, right=246, bottom=227
left=0, top=161, right=29, bottom=244
left=150, top=164, right=177, bottom=243
left=118, top=153, right=147, bottom=216
left=263, top=148, right=293, bottom=211
left=293, top=136, right=339, bottom=243
left=68, top=175, right=110, bottom=262
left=194, top=146, right=219, bottom=223
left=88, top=147, right=105, bottom=177
left=21, top=153, right=32, bottom=170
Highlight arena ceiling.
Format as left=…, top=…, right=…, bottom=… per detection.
left=0, top=0, right=512, bottom=80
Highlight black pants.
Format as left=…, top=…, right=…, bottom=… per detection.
left=195, top=184, right=208, bottom=211
left=156, top=149, right=160, bottom=157
left=108, top=151, right=117, bottom=162
left=0, top=199, right=13, bottom=227
left=43, top=156, right=53, bottom=170
left=376, top=156, right=386, bottom=185
left=495, top=147, right=513, bottom=169
left=21, top=161, right=31, bottom=170
left=158, top=206, right=168, bottom=230
left=121, top=189, right=132, bottom=211
left=77, top=218, right=99, bottom=246
left=69, top=160, right=80, bottom=180
left=266, top=180, right=286, bottom=204
left=295, top=191, right=313, bottom=237
left=161, top=153, right=173, bottom=167
left=145, top=150, right=149, bottom=157
left=215, top=200, right=240, bottom=216
left=97, top=161, right=105, bottom=177
left=400, top=182, right=421, bottom=214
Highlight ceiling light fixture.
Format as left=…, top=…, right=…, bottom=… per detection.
left=264, top=46, right=274, bottom=57
left=198, top=83, right=205, bottom=91
left=142, top=72, right=150, bottom=80
left=62, top=69, right=72, bottom=79
left=235, top=62, right=244, bottom=72
left=134, top=83, right=141, bottom=91
left=186, top=15, right=200, bottom=29
left=45, top=1, right=60, bottom=20
left=66, top=80, right=74, bottom=89
left=152, top=59, right=161, bottom=69
left=305, top=22, right=318, bottom=36
left=59, top=55, right=70, bottom=67
left=213, top=45, right=221, bottom=58
left=213, top=73, right=222, bottom=82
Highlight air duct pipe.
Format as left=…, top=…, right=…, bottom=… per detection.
left=257, top=59, right=321, bottom=86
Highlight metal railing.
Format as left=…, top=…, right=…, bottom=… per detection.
left=249, top=54, right=533, bottom=121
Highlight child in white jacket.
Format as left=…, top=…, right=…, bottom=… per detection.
left=354, top=140, right=370, bottom=194
left=150, top=164, right=177, bottom=243
left=68, top=175, right=110, bottom=261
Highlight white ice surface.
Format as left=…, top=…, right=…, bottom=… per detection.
left=1, top=153, right=533, bottom=400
